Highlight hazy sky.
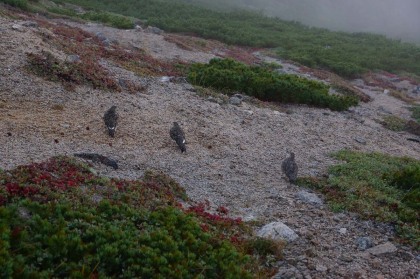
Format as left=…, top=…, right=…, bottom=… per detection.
left=243, top=0, right=420, bottom=42
left=192, top=0, right=420, bottom=43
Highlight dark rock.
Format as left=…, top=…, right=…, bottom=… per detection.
left=74, top=153, right=119, bottom=169
left=22, top=21, right=38, bottom=28
left=406, top=120, right=420, bottom=136
left=407, top=138, right=420, bottom=143
left=355, top=137, right=367, bottom=145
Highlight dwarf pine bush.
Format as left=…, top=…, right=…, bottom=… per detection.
left=188, top=58, right=358, bottom=111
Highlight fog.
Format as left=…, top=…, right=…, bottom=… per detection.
left=192, top=0, right=420, bottom=43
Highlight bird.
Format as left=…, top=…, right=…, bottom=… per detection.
left=103, top=105, right=118, bottom=137
left=170, top=122, right=186, bottom=153
left=282, top=152, right=298, bottom=183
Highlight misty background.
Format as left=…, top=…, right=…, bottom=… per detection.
left=188, top=0, right=420, bottom=43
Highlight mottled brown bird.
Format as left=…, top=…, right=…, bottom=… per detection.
left=170, top=122, right=186, bottom=153
left=103, top=105, right=118, bottom=137
left=282, top=152, right=298, bottom=183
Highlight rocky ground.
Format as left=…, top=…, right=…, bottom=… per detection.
left=0, top=9, right=419, bottom=279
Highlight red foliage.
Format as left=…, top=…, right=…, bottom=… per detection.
left=6, top=183, right=39, bottom=197
left=186, top=202, right=242, bottom=226
left=1, top=157, right=94, bottom=202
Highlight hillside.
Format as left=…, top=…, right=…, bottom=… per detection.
left=0, top=2, right=419, bottom=278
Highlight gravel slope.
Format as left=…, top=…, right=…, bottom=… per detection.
left=0, top=13, right=419, bottom=279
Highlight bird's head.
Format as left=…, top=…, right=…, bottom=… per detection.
left=107, top=126, right=116, bottom=137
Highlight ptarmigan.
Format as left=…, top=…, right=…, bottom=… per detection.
left=170, top=122, right=186, bottom=153
left=103, top=105, right=118, bottom=137
left=282, top=152, right=298, bottom=183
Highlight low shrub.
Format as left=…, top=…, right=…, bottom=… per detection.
left=380, top=115, right=407, bottom=132
left=26, top=51, right=120, bottom=91
left=81, top=11, right=134, bottom=29
left=0, top=157, right=278, bottom=277
left=410, top=105, right=420, bottom=123
left=298, top=151, right=420, bottom=248
left=188, top=58, right=358, bottom=111
left=0, top=0, right=28, bottom=10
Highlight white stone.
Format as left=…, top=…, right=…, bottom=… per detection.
left=339, top=228, right=347, bottom=234
left=257, top=222, right=298, bottom=242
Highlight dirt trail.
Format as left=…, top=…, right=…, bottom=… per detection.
left=0, top=12, right=419, bottom=279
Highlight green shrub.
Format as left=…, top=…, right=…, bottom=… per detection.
left=298, top=151, right=420, bottom=248
left=0, top=157, right=274, bottom=277
left=381, top=115, right=407, bottom=131
left=0, top=0, right=28, bottom=9
left=188, top=58, right=358, bottom=111
left=409, top=105, right=420, bottom=123
left=81, top=11, right=134, bottom=29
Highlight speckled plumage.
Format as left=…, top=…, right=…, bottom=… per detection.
left=282, top=152, right=298, bottom=183
left=103, top=105, right=118, bottom=137
left=170, top=122, right=186, bottom=153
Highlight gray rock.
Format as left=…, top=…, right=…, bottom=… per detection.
left=18, top=207, right=31, bottom=220
left=356, top=236, right=373, bottom=250
left=11, top=24, right=24, bottom=32
left=315, top=264, right=328, bottom=272
left=296, top=190, right=323, bottom=205
left=272, top=266, right=303, bottom=279
left=354, top=137, right=367, bottom=145
left=145, top=26, right=163, bottom=35
left=207, top=96, right=220, bottom=103
left=229, top=96, right=242, bottom=106
left=366, top=242, right=397, bottom=255
left=67, top=54, right=80, bottom=63
left=95, top=32, right=111, bottom=46
left=257, top=222, right=299, bottom=242
left=134, top=25, right=143, bottom=31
